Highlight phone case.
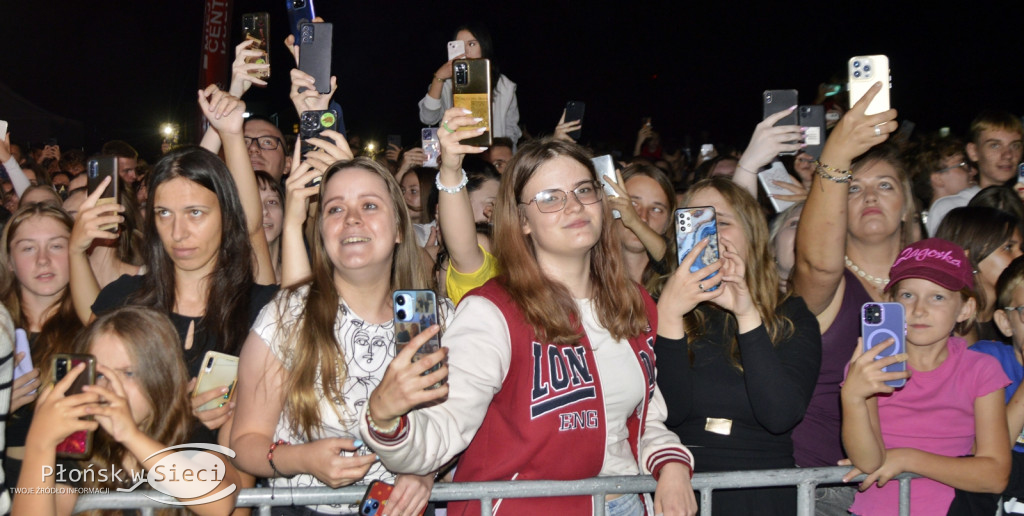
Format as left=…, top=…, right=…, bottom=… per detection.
left=192, top=351, right=239, bottom=412
left=763, top=90, right=799, bottom=156
left=1018, top=164, right=1024, bottom=184
left=299, top=22, right=333, bottom=94
left=848, top=55, right=890, bottom=116
left=797, top=105, right=826, bottom=159
left=285, top=0, right=316, bottom=43
left=13, top=329, right=32, bottom=380
left=675, top=207, right=720, bottom=290
left=53, top=354, right=96, bottom=459
left=446, top=40, right=465, bottom=61
left=592, top=155, right=619, bottom=219
left=564, top=101, right=585, bottom=141
left=757, top=161, right=797, bottom=213
left=451, top=58, right=492, bottom=147
left=421, top=128, right=440, bottom=168
left=0, top=120, right=7, bottom=138
left=387, top=135, right=402, bottom=149
left=87, top=156, right=119, bottom=231
left=242, top=13, right=270, bottom=79
left=393, top=290, right=442, bottom=386
left=299, top=109, right=339, bottom=153
left=861, top=302, right=906, bottom=388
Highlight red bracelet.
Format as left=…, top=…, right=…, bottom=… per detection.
left=268, top=439, right=294, bottom=478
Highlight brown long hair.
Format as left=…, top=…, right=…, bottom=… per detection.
left=492, top=138, right=647, bottom=345
left=282, top=158, right=431, bottom=440
left=681, top=177, right=794, bottom=370
left=73, top=307, right=192, bottom=515
left=621, top=162, right=676, bottom=298
left=0, top=204, right=83, bottom=379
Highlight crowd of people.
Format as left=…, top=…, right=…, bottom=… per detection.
left=0, top=15, right=1023, bottom=516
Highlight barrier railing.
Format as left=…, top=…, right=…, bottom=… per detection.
left=72, top=466, right=923, bottom=515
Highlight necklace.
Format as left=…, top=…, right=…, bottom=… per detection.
left=845, top=255, right=890, bottom=289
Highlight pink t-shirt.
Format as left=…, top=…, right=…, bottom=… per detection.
left=849, top=337, right=1009, bottom=516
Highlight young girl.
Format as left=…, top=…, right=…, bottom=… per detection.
left=842, top=238, right=1011, bottom=515
left=14, top=305, right=239, bottom=516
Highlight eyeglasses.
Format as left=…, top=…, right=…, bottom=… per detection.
left=796, top=157, right=815, bottom=164
left=936, top=161, right=967, bottom=174
left=520, top=181, right=603, bottom=213
left=244, top=136, right=283, bottom=151
left=1004, top=306, right=1024, bottom=323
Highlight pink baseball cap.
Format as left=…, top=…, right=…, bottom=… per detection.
left=886, top=238, right=974, bottom=292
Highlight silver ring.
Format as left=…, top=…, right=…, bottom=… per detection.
left=698, top=283, right=705, bottom=292
left=874, top=125, right=882, bottom=136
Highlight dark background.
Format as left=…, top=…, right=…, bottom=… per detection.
left=2, top=1, right=1022, bottom=161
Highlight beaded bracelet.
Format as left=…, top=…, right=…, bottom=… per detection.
left=435, top=168, right=469, bottom=194
left=366, top=411, right=402, bottom=435
left=813, top=160, right=853, bottom=183
left=268, top=439, right=295, bottom=478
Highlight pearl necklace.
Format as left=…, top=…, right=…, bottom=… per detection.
left=845, top=255, right=890, bottom=289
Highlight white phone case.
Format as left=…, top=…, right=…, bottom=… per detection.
left=592, top=155, right=620, bottom=219
left=447, top=40, right=465, bottom=61
left=757, top=161, right=797, bottom=213
left=848, top=55, right=890, bottom=116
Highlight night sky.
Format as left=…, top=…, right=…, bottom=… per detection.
left=2, top=1, right=1023, bottom=161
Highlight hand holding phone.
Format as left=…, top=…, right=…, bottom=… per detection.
left=451, top=59, right=492, bottom=147
left=192, top=352, right=239, bottom=412
left=446, top=40, right=466, bottom=61
left=848, top=55, right=891, bottom=116
left=298, top=22, right=333, bottom=94
left=676, top=207, right=720, bottom=291
left=562, top=101, right=585, bottom=141
left=52, top=354, right=97, bottom=459
left=241, top=13, right=270, bottom=80
left=860, top=302, right=907, bottom=388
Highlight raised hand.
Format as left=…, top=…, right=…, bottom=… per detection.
left=367, top=325, right=448, bottom=429
left=289, top=68, right=338, bottom=115
left=198, top=85, right=246, bottom=136
left=438, top=107, right=487, bottom=175
left=553, top=110, right=582, bottom=143
left=70, top=176, right=124, bottom=255
left=738, top=107, right=804, bottom=172
left=229, top=39, right=269, bottom=97
left=188, top=377, right=234, bottom=431
left=820, top=82, right=898, bottom=168
left=842, top=337, right=911, bottom=401
left=26, top=363, right=100, bottom=448
left=83, top=364, right=144, bottom=444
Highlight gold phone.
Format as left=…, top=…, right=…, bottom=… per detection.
left=192, top=351, right=239, bottom=411
left=451, top=58, right=492, bottom=147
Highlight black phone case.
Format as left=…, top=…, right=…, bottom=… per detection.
left=564, top=101, right=585, bottom=141
left=798, top=105, right=826, bottom=159
left=53, top=354, right=97, bottom=459
left=451, top=58, right=492, bottom=147
left=763, top=89, right=799, bottom=155
left=299, top=109, right=339, bottom=153
left=299, top=22, right=332, bottom=94
left=87, top=156, right=119, bottom=231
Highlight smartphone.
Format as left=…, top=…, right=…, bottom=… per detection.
left=763, top=89, right=799, bottom=156
left=758, top=161, right=798, bottom=213
left=285, top=0, right=316, bottom=44
left=299, top=109, right=339, bottom=154
left=451, top=58, right=492, bottom=148
left=564, top=101, right=585, bottom=141
left=0, top=120, right=8, bottom=139
left=675, top=207, right=720, bottom=290
left=359, top=480, right=393, bottom=516
left=298, top=22, right=333, bottom=94
left=192, top=351, right=239, bottom=412
left=53, top=354, right=96, bottom=459
left=242, top=12, right=270, bottom=80
left=700, top=144, right=715, bottom=160
left=861, top=302, right=906, bottom=388
left=592, top=154, right=620, bottom=219
left=848, top=55, right=890, bottom=116
left=798, top=105, right=826, bottom=159
left=1017, top=163, right=1024, bottom=185
left=86, top=156, right=119, bottom=231
left=387, top=134, right=402, bottom=150
left=13, top=329, right=32, bottom=381
left=393, top=290, right=442, bottom=387
left=421, top=128, right=440, bottom=168
left=446, top=40, right=465, bottom=61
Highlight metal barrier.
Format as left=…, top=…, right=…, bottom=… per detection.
left=73, top=466, right=922, bottom=515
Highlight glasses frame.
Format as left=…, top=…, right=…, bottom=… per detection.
left=935, top=161, right=967, bottom=174
left=519, top=180, right=604, bottom=213
left=244, top=136, right=284, bottom=151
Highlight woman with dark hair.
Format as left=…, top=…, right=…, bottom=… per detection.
left=14, top=306, right=239, bottom=516
left=364, top=123, right=696, bottom=514
left=79, top=86, right=277, bottom=441
left=231, top=157, right=436, bottom=516
left=418, top=23, right=522, bottom=145
left=936, top=206, right=1023, bottom=344
left=256, top=170, right=285, bottom=283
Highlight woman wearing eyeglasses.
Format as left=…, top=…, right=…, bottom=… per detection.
left=360, top=114, right=697, bottom=516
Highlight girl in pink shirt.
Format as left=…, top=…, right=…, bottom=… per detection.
left=842, top=238, right=1011, bottom=515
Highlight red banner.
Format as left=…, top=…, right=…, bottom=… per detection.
left=199, top=0, right=232, bottom=136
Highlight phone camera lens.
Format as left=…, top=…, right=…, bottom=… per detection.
left=863, top=65, right=871, bottom=72
left=396, top=296, right=406, bottom=306
left=853, top=70, right=861, bottom=78
left=853, top=60, right=861, bottom=68
left=765, top=93, right=773, bottom=103
left=396, top=309, right=407, bottom=320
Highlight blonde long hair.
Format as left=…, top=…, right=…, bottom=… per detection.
left=281, top=158, right=432, bottom=440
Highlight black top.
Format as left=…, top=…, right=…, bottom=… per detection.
left=657, top=296, right=822, bottom=469
left=92, top=274, right=277, bottom=444
left=92, top=274, right=278, bottom=378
